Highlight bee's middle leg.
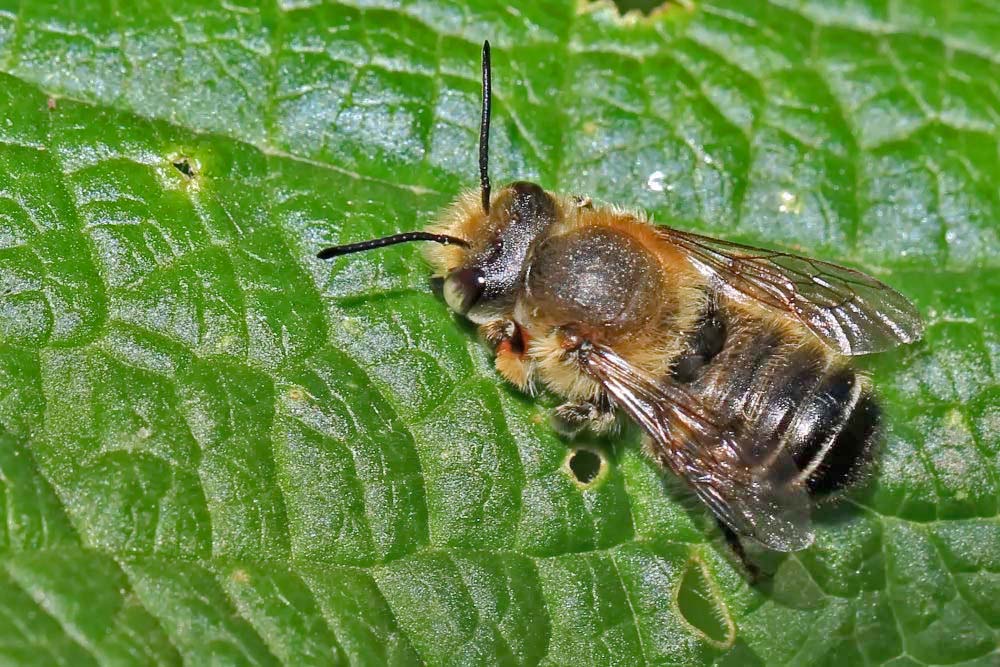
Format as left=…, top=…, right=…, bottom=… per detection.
left=552, top=395, right=617, bottom=435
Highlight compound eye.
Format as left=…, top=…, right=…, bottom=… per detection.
left=443, top=267, right=486, bottom=315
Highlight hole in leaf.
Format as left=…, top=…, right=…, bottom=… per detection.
left=608, top=0, right=691, bottom=16
left=568, top=448, right=603, bottom=485
left=613, top=0, right=662, bottom=12
left=172, top=158, right=196, bottom=178
left=675, top=557, right=735, bottom=649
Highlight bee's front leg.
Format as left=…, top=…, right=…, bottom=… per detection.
left=552, top=396, right=617, bottom=436
left=480, top=318, right=518, bottom=348
left=479, top=319, right=533, bottom=392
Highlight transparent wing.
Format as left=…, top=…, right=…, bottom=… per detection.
left=658, top=227, right=924, bottom=356
left=579, top=342, right=814, bottom=551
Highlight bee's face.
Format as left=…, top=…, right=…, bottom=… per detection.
left=440, top=181, right=558, bottom=324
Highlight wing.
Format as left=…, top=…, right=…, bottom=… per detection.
left=657, top=226, right=924, bottom=356
left=578, top=342, right=814, bottom=552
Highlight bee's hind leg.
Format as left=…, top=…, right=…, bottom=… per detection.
left=716, top=519, right=762, bottom=583
left=552, top=394, right=617, bottom=436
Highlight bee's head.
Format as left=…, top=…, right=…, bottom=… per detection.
left=316, top=41, right=556, bottom=323
left=438, top=181, right=556, bottom=322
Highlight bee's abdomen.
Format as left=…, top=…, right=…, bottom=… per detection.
left=686, top=317, right=880, bottom=497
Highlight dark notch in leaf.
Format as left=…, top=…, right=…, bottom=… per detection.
left=605, top=0, right=693, bottom=18
left=172, top=157, right=197, bottom=178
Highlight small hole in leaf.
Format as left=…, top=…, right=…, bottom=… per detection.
left=675, top=558, right=734, bottom=649
left=172, top=158, right=196, bottom=178
left=230, top=568, right=250, bottom=584
left=568, top=448, right=603, bottom=485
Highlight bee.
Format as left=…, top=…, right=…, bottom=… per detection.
left=317, top=41, right=924, bottom=573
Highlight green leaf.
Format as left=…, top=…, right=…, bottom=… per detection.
left=0, top=0, right=997, bottom=664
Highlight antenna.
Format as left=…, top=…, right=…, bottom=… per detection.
left=316, top=43, right=492, bottom=260
left=479, top=40, right=492, bottom=215
left=316, top=232, right=469, bottom=259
